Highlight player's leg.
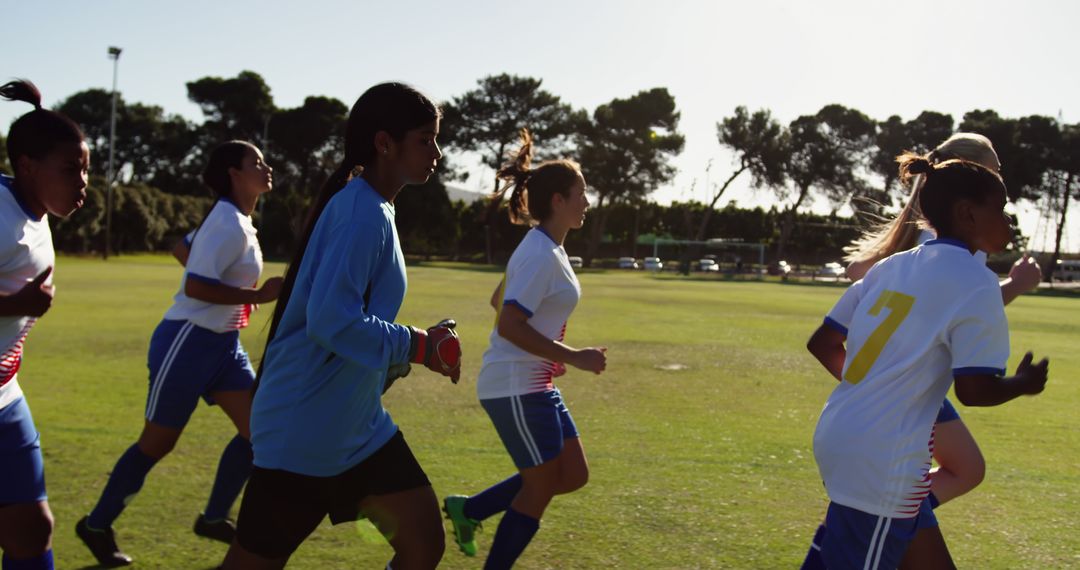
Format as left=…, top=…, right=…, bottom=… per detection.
left=0, top=398, right=54, bottom=569
left=361, top=486, right=445, bottom=570
left=928, top=418, right=984, bottom=506
left=899, top=526, right=956, bottom=570
left=197, top=340, right=256, bottom=543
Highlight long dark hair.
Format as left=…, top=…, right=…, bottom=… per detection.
left=259, top=82, right=440, bottom=377
left=488, top=129, right=580, bottom=225
left=2, top=79, right=84, bottom=171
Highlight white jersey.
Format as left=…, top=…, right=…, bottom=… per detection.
left=814, top=238, right=1009, bottom=518
left=163, top=199, right=263, bottom=332
left=0, top=175, right=55, bottom=411
left=477, top=227, right=580, bottom=399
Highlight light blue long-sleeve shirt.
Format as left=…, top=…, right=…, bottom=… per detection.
left=250, top=177, right=412, bottom=476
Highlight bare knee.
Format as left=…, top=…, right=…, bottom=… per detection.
left=392, top=518, right=445, bottom=568
left=560, top=464, right=589, bottom=494
left=2, top=504, right=53, bottom=557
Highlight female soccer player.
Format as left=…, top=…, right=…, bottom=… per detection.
left=805, top=156, right=1049, bottom=569
left=821, top=134, right=1041, bottom=569
left=443, top=130, right=607, bottom=570
left=222, top=82, right=461, bottom=570
left=0, top=79, right=88, bottom=570
left=77, top=141, right=281, bottom=567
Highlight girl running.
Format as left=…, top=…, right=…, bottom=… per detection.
left=77, top=141, right=281, bottom=567
left=443, top=130, right=606, bottom=569
left=802, top=134, right=1042, bottom=569
left=222, top=82, right=461, bottom=570
left=0, top=79, right=88, bottom=570
left=805, top=155, right=1049, bottom=569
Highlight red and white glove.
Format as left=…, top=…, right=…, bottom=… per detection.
left=409, top=318, right=462, bottom=383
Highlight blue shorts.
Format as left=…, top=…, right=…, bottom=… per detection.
left=820, top=502, right=920, bottom=570
left=936, top=398, right=960, bottom=424
left=481, top=388, right=579, bottom=469
left=915, top=495, right=939, bottom=529
left=0, top=397, right=46, bottom=504
left=145, top=319, right=255, bottom=429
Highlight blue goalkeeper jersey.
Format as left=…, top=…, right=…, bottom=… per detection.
left=250, top=177, right=413, bottom=477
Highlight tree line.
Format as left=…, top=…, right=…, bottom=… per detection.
left=1, top=71, right=1076, bottom=276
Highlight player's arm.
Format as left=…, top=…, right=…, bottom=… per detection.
left=490, top=280, right=503, bottom=310
left=497, top=303, right=605, bottom=374
left=953, top=352, right=1049, bottom=406
left=172, top=238, right=191, bottom=266
left=0, top=267, right=53, bottom=317
left=807, top=322, right=845, bottom=381
left=185, top=275, right=282, bottom=305
left=999, top=254, right=1041, bottom=305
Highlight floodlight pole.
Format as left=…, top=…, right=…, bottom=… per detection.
left=104, top=46, right=122, bottom=259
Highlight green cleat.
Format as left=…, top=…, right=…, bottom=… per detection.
left=443, top=495, right=480, bottom=557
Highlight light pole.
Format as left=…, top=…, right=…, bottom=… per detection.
left=104, top=46, right=122, bottom=259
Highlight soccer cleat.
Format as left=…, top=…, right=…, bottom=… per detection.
left=443, top=495, right=480, bottom=556
left=194, top=513, right=237, bottom=544
left=76, top=516, right=133, bottom=567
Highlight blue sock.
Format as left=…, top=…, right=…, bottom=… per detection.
left=928, top=491, right=941, bottom=509
left=484, top=508, right=539, bottom=570
left=800, top=524, right=826, bottom=570
left=464, top=475, right=522, bottom=521
left=87, top=444, right=159, bottom=529
left=2, top=549, right=54, bottom=570
left=204, top=435, right=252, bottom=521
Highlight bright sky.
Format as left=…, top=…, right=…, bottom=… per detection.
left=4, top=0, right=1078, bottom=252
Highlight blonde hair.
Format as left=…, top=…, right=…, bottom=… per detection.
left=844, top=133, right=1000, bottom=262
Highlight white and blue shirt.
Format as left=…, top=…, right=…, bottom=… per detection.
left=250, top=177, right=412, bottom=477
left=163, top=199, right=263, bottom=333
left=478, top=227, right=581, bottom=399
left=0, top=175, right=55, bottom=411
left=814, top=238, right=1009, bottom=518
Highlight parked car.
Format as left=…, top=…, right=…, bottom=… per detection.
left=644, top=256, right=663, bottom=271
left=820, top=262, right=844, bottom=277
left=568, top=256, right=583, bottom=269
left=1054, top=258, right=1080, bottom=281
left=617, top=257, right=640, bottom=269
left=697, top=259, right=719, bottom=272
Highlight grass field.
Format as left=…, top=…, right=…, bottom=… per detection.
left=18, top=256, right=1080, bottom=569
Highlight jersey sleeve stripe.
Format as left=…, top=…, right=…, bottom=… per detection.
left=503, top=299, right=534, bottom=318
left=823, top=316, right=848, bottom=336
left=186, top=272, right=222, bottom=285
left=952, top=366, right=1006, bottom=376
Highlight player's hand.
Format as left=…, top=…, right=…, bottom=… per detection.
left=255, top=276, right=285, bottom=303
left=1014, top=351, right=1049, bottom=395
left=12, top=267, right=54, bottom=317
left=569, top=347, right=607, bottom=375
left=1008, top=254, right=1042, bottom=294
left=409, top=318, right=462, bottom=383
left=552, top=361, right=567, bottom=378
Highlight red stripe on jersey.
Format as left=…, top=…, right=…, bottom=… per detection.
left=0, top=319, right=36, bottom=387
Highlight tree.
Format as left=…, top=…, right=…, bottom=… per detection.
left=442, top=74, right=585, bottom=262
left=261, top=95, right=348, bottom=254
left=870, top=111, right=953, bottom=204
left=186, top=71, right=275, bottom=146
left=775, top=104, right=875, bottom=259
left=577, top=88, right=685, bottom=266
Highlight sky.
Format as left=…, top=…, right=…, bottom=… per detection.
left=3, top=0, right=1078, bottom=253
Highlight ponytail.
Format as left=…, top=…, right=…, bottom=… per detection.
left=488, top=129, right=580, bottom=226
left=2, top=79, right=84, bottom=170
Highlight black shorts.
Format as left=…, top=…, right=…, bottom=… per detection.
left=235, top=430, right=431, bottom=559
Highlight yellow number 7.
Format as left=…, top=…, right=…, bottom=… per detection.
left=844, top=290, right=916, bottom=384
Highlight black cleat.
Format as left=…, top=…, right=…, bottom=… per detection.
left=76, top=516, right=133, bottom=567
left=194, top=513, right=236, bottom=544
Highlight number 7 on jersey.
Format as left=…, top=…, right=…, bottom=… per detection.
left=844, top=290, right=915, bottom=384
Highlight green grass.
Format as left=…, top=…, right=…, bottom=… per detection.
left=19, top=257, right=1080, bottom=568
